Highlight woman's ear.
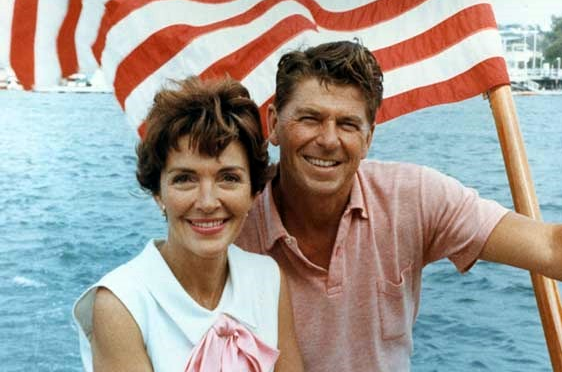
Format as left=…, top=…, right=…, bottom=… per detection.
left=154, top=194, right=167, bottom=219
left=153, top=194, right=164, bottom=212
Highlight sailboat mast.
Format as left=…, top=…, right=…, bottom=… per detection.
left=488, top=85, right=562, bottom=370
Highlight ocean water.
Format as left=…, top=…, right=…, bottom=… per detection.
left=0, top=90, right=561, bottom=371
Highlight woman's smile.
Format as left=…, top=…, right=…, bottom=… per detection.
left=188, top=218, right=228, bottom=235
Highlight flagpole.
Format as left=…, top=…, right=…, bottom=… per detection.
left=488, top=85, right=562, bottom=370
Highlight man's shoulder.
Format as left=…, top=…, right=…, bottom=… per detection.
left=359, top=159, right=426, bottom=172
left=358, top=159, right=428, bottom=184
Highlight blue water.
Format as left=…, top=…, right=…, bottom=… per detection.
left=0, top=90, right=561, bottom=371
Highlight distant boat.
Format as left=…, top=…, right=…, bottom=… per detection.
left=32, top=72, right=112, bottom=94
left=0, top=67, right=23, bottom=91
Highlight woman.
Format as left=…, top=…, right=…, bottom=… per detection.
left=73, top=77, right=304, bottom=372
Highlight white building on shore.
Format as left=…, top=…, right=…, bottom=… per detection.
left=499, top=25, right=561, bottom=91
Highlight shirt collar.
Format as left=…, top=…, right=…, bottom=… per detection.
left=259, top=168, right=369, bottom=252
left=348, top=171, right=369, bottom=219
left=140, top=240, right=258, bottom=346
left=260, top=182, right=290, bottom=252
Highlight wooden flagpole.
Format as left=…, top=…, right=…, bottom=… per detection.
left=488, top=85, right=562, bottom=370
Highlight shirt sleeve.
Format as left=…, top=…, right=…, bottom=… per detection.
left=419, top=166, right=509, bottom=272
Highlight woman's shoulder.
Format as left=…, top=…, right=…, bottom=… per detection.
left=227, top=243, right=281, bottom=296
left=73, top=240, right=158, bottom=338
left=93, top=240, right=157, bottom=292
left=228, top=243, right=279, bottom=271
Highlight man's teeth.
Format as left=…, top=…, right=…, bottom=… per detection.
left=191, top=220, right=224, bottom=228
left=306, top=157, right=337, bottom=167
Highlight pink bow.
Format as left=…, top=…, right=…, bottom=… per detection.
left=184, top=313, right=280, bottom=372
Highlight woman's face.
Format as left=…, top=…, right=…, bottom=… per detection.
left=155, top=136, right=253, bottom=259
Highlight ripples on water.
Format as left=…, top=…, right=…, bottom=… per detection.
left=0, top=91, right=560, bottom=371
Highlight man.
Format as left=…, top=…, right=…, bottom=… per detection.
left=235, top=41, right=562, bottom=371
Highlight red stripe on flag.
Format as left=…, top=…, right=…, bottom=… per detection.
left=57, top=0, right=83, bottom=77
left=93, top=0, right=155, bottom=64
left=200, top=15, right=317, bottom=81
left=113, top=24, right=193, bottom=108
left=112, top=0, right=299, bottom=107
left=10, top=0, right=39, bottom=90
left=191, top=0, right=239, bottom=3
left=93, top=0, right=427, bottom=63
left=138, top=120, right=147, bottom=138
left=376, top=57, right=509, bottom=124
left=300, top=0, right=426, bottom=31
left=374, top=4, right=498, bottom=72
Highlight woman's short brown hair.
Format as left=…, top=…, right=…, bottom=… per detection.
left=136, top=76, right=270, bottom=196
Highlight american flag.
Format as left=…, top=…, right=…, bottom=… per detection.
left=0, top=0, right=104, bottom=89
left=1, top=0, right=509, bottom=137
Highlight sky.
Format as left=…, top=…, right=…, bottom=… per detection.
left=489, top=0, right=562, bottom=31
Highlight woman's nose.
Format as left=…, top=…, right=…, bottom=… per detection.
left=196, top=182, right=221, bottom=212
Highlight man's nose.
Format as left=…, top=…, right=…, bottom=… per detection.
left=315, top=119, right=339, bottom=150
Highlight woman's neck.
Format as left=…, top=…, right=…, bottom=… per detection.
left=158, top=240, right=229, bottom=310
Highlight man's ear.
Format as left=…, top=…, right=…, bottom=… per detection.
left=361, top=124, right=375, bottom=159
left=267, top=104, right=279, bottom=146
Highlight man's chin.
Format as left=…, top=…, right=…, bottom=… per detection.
left=301, top=179, right=346, bottom=197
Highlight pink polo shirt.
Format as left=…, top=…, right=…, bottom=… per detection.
left=235, top=160, right=509, bottom=372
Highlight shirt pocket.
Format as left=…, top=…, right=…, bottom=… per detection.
left=376, top=263, right=414, bottom=341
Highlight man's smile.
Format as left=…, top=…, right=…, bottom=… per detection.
left=304, top=156, right=340, bottom=167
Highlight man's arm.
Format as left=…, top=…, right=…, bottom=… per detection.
left=275, top=270, right=305, bottom=372
left=480, top=211, right=562, bottom=280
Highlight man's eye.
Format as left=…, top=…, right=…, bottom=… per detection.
left=299, top=116, right=319, bottom=123
left=340, top=122, right=360, bottom=131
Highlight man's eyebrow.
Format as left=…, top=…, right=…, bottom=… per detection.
left=337, top=115, right=363, bottom=123
left=293, top=107, right=321, bottom=116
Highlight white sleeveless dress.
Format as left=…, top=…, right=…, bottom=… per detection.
left=73, top=239, right=280, bottom=372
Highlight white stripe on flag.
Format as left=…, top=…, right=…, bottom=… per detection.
left=354, top=0, right=493, bottom=51
left=75, top=0, right=108, bottom=74
left=0, top=0, right=16, bottom=68
left=34, top=0, right=68, bottom=87
left=102, top=0, right=489, bottom=89
left=101, top=0, right=313, bottom=85
left=100, top=0, right=505, bottom=132
left=384, top=29, right=503, bottom=98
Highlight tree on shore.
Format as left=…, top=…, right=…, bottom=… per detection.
left=543, top=16, right=562, bottom=63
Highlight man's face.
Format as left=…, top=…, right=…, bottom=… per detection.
left=269, top=78, right=374, bottom=198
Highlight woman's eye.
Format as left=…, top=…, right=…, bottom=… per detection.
left=221, top=173, right=241, bottom=183
left=172, top=174, right=195, bottom=184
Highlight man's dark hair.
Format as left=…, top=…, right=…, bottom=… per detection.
left=274, top=40, right=383, bottom=124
